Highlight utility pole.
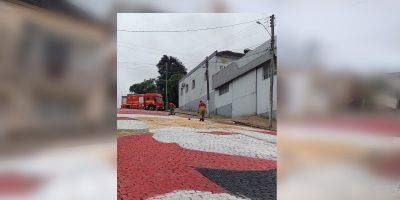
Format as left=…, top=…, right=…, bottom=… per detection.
left=205, top=56, right=211, bottom=118
left=268, top=14, right=275, bottom=130
left=165, top=61, right=168, bottom=110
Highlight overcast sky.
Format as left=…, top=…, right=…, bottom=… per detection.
left=69, top=0, right=400, bottom=106
left=117, top=13, right=269, bottom=107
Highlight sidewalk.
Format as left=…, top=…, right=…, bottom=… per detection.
left=117, top=109, right=277, bottom=200
left=174, top=108, right=277, bottom=131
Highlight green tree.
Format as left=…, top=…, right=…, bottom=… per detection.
left=129, top=78, right=157, bottom=94
left=156, top=55, right=187, bottom=106
left=156, top=55, right=187, bottom=78
left=168, top=74, right=185, bottom=106
left=156, top=74, right=185, bottom=106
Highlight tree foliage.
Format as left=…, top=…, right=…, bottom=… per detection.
left=156, top=55, right=187, bottom=78
left=156, top=73, right=185, bottom=106
left=156, top=55, right=187, bottom=106
left=127, top=55, right=187, bottom=107
left=167, top=74, right=185, bottom=106
left=129, top=78, right=157, bottom=94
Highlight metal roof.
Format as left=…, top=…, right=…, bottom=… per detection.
left=212, top=40, right=276, bottom=89
left=179, top=50, right=244, bottom=83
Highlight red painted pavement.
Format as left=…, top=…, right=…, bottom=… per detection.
left=118, top=135, right=276, bottom=200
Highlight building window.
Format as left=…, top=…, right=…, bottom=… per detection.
left=219, top=65, right=224, bottom=70
left=218, top=83, right=229, bottom=96
left=192, top=79, right=195, bottom=89
left=185, top=84, right=188, bottom=93
left=263, top=64, right=270, bottom=80
left=181, top=87, right=183, bottom=96
left=263, top=60, right=277, bottom=80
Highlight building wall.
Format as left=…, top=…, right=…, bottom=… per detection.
left=179, top=56, right=237, bottom=112
left=231, top=70, right=257, bottom=117
left=179, top=53, right=277, bottom=119
left=256, top=67, right=277, bottom=118
left=178, top=57, right=214, bottom=111
left=213, top=67, right=277, bottom=119
left=214, top=83, right=233, bottom=117
left=215, top=103, right=232, bottom=117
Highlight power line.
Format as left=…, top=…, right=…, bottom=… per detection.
left=118, top=18, right=270, bottom=73
left=118, top=19, right=269, bottom=68
left=117, top=44, right=204, bottom=64
left=118, top=61, right=157, bottom=65
left=118, top=47, right=268, bottom=66
left=117, top=41, right=200, bottom=58
left=118, top=65, right=156, bottom=70
left=194, top=22, right=268, bottom=56
left=245, top=40, right=268, bottom=50
left=118, top=66, right=157, bottom=73
left=118, top=60, right=203, bottom=67
left=117, top=17, right=269, bottom=33
left=197, top=22, right=258, bottom=51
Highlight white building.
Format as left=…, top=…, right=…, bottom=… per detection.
left=179, top=41, right=277, bottom=118
left=178, top=50, right=244, bottom=112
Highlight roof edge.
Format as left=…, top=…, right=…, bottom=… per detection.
left=179, top=50, right=217, bottom=83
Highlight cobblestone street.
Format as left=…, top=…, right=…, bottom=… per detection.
left=117, top=109, right=276, bottom=200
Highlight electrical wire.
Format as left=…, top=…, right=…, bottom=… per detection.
left=196, top=22, right=258, bottom=51
left=117, top=44, right=205, bottom=64
left=117, top=41, right=200, bottom=58
left=118, top=61, right=157, bottom=65
left=117, top=17, right=269, bottom=33
left=118, top=17, right=272, bottom=75
left=118, top=49, right=269, bottom=70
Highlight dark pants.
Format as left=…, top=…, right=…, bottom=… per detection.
left=199, top=108, right=206, bottom=121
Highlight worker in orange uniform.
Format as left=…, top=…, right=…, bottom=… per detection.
left=198, top=100, right=207, bottom=121
left=168, top=102, right=176, bottom=115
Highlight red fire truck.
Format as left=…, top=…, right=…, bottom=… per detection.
left=121, top=93, right=164, bottom=110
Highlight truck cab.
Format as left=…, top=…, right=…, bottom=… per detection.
left=143, top=93, right=164, bottom=110
left=121, top=93, right=164, bottom=110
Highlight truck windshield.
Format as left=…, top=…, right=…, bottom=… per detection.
left=155, top=97, right=162, bottom=102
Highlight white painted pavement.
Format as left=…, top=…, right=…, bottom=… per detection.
left=151, top=127, right=276, bottom=160
left=117, top=120, right=148, bottom=130
left=148, top=190, right=249, bottom=200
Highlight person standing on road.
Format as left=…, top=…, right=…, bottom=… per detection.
left=198, top=100, right=207, bottom=121
left=168, top=102, right=176, bottom=115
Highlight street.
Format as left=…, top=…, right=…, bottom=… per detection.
left=117, top=109, right=277, bottom=200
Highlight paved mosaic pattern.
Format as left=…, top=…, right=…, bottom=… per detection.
left=117, top=117, right=138, bottom=120
left=148, top=190, right=250, bottom=200
left=118, top=135, right=275, bottom=200
left=117, top=109, right=277, bottom=200
left=117, top=119, right=148, bottom=131
left=197, top=168, right=277, bottom=200
left=152, top=127, right=276, bottom=160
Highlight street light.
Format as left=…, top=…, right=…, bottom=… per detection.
left=257, top=18, right=275, bottom=130
left=256, top=21, right=271, bottom=36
